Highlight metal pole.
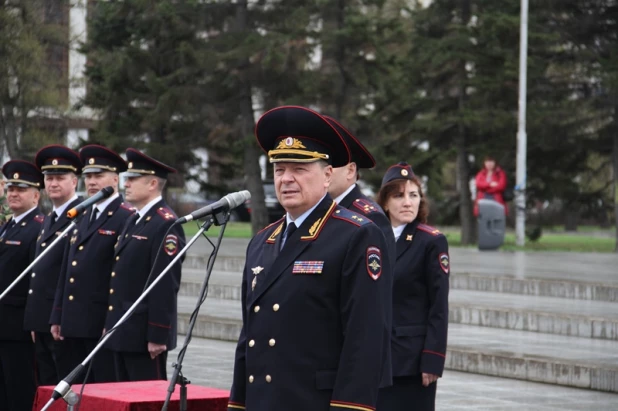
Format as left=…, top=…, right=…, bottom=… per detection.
left=516, top=0, right=529, bottom=246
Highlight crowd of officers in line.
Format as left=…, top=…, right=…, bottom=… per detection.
left=0, top=104, right=449, bottom=411
left=0, top=145, right=185, bottom=410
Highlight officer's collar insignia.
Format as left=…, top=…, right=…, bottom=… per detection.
left=276, top=137, right=306, bottom=150
left=366, top=246, right=382, bottom=281
left=251, top=266, right=264, bottom=275
left=300, top=201, right=336, bottom=241
left=406, top=234, right=413, bottom=241
left=266, top=222, right=284, bottom=243
left=439, top=253, right=449, bottom=275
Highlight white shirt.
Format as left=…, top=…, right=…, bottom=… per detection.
left=333, top=184, right=356, bottom=205
left=135, top=195, right=163, bottom=224
left=285, top=193, right=327, bottom=231
left=392, top=224, right=406, bottom=241
left=13, top=206, right=38, bottom=224
left=52, top=195, right=79, bottom=219
left=91, top=192, right=120, bottom=221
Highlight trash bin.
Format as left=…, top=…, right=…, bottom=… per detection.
left=477, top=199, right=506, bottom=250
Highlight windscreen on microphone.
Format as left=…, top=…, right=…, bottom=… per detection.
left=176, top=190, right=251, bottom=224
left=66, top=186, right=114, bottom=218
left=225, top=190, right=252, bottom=209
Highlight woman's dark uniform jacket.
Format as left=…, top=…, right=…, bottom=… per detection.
left=228, top=196, right=391, bottom=411
left=391, top=219, right=449, bottom=378
left=50, top=197, right=135, bottom=338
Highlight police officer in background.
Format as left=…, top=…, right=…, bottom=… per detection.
left=50, top=145, right=135, bottom=383
left=0, top=161, right=44, bottom=410
left=376, top=162, right=450, bottom=411
left=25, top=145, right=83, bottom=385
left=104, top=148, right=185, bottom=381
left=228, top=106, right=391, bottom=411
left=324, top=115, right=395, bottom=389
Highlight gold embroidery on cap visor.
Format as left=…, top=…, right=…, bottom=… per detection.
left=8, top=179, right=40, bottom=187
left=267, top=149, right=330, bottom=163
left=41, top=165, right=78, bottom=172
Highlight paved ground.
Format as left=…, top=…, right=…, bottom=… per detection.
left=167, top=336, right=618, bottom=411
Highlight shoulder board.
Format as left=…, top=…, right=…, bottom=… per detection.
left=34, top=214, right=45, bottom=224
left=331, top=207, right=372, bottom=227
left=120, top=202, right=136, bottom=212
left=351, top=198, right=381, bottom=215
left=258, top=216, right=285, bottom=235
left=156, top=207, right=177, bottom=220
left=417, top=223, right=442, bottom=236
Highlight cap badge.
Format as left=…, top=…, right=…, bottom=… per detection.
left=277, top=138, right=306, bottom=150
left=13, top=173, right=19, bottom=179
left=401, top=169, right=409, bottom=177
left=89, top=158, right=95, bottom=165
left=52, top=159, right=58, bottom=166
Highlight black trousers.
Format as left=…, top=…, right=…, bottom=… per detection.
left=33, top=331, right=72, bottom=386
left=377, top=375, right=437, bottom=411
left=113, top=351, right=168, bottom=382
left=0, top=340, right=36, bottom=411
left=63, top=338, right=116, bottom=383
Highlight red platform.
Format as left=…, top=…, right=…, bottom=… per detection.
left=32, top=381, right=229, bottom=411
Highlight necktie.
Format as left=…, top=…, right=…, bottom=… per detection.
left=89, top=207, right=99, bottom=226
left=0, top=219, right=16, bottom=238
left=280, top=223, right=297, bottom=251
left=50, top=212, right=57, bottom=226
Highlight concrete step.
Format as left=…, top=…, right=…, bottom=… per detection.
left=449, top=289, right=618, bottom=340
left=452, top=272, right=618, bottom=302
left=175, top=296, right=618, bottom=393
left=178, top=272, right=618, bottom=340
left=181, top=259, right=618, bottom=302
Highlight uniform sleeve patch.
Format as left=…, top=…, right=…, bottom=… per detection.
left=439, top=252, right=449, bottom=274
left=164, top=234, right=179, bottom=256
left=366, top=246, right=382, bottom=280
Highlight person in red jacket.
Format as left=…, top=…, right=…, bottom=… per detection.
left=474, top=155, right=507, bottom=216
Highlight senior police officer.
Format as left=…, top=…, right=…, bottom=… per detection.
left=227, top=106, right=391, bottom=411
left=50, top=145, right=135, bottom=383
left=25, top=145, right=83, bottom=385
left=104, top=148, right=185, bottom=381
left=324, top=116, right=395, bottom=389
left=0, top=161, right=44, bottom=410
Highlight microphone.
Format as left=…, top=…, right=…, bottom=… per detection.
left=66, top=186, right=114, bottom=219
left=177, top=190, right=251, bottom=224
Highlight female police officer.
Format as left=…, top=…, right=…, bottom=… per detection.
left=375, top=162, right=449, bottom=411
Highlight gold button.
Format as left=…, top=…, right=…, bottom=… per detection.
left=72, top=261, right=77, bottom=266
left=273, top=304, right=280, bottom=312
left=248, top=340, right=255, bottom=347
left=265, top=375, right=272, bottom=383
left=78, top=245, right=84, bottom=251
left=41, top=243, right=46, bottom=247
left=68, top=295, right=74, bottom=301
left=116, top=256, right=120, bottom=261
left=111, top=272, right=116, bottom=277
left=269, top=339, right=276, bottom=347
left=110, top=289, right=114, bottom=294
left=28, top=289, right=33, bottom=294
left=69, top=278, right=75, bottom=283
left=108, top=305, right=113, bottom=311
left=248, top=375, right=254, bottom=383
left=31, top=273, right=36, bottom=278
left=254, top=306, right=260, bottom=313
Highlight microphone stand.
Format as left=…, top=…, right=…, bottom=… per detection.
left=40, top=214, right=225, bottom=411
left=161, top=209, right=230, bottom=411
left=0, top=219, right=79, bottom=302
